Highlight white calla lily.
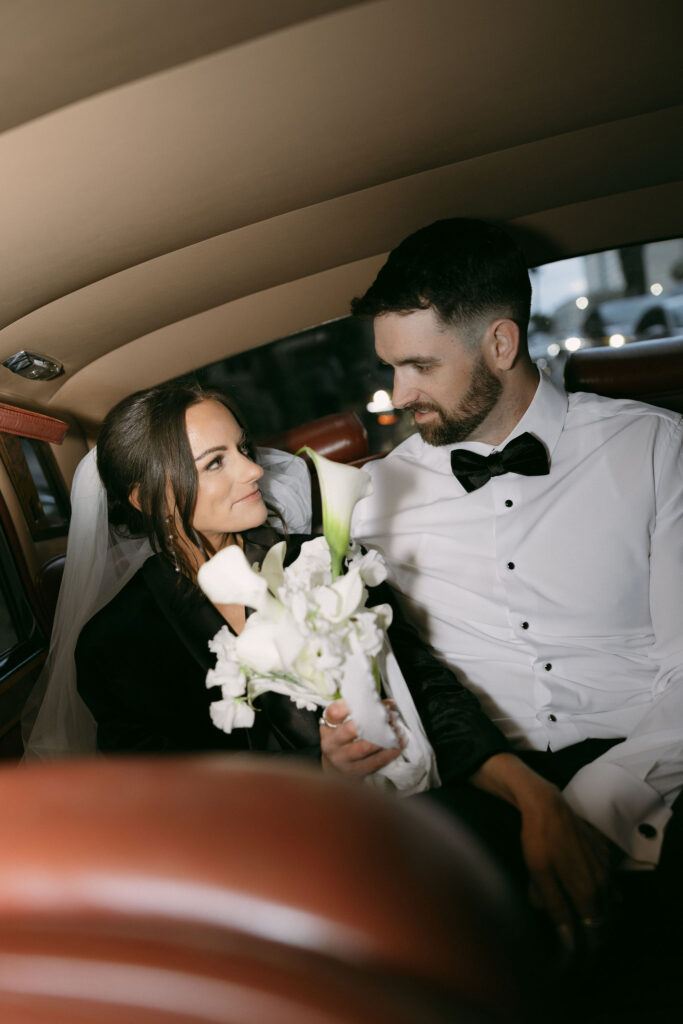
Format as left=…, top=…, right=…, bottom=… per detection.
left=260, top=541, right=286, bottom=596
left=197, top=544, right=268, bottom=611
left=330, top=567, right=366, bottom=621
left=200, top=489, right=434, bottom=795
left=298, top=447, right=372, bottom=578
left=339, top=652, right=397, bottom=749
left=235, top=610, right=305, bottom=675
left=313, top=567, right=365, bottom=623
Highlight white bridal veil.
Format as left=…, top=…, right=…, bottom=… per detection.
left=21, top=446, right=312, bottom=760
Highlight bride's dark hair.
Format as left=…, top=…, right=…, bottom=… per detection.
left=97, top=380, right=256, bottom=579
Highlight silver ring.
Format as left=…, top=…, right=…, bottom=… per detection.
left=319, top=710, right=340, bottom=729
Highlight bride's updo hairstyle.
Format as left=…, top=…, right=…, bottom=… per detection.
left=97, top=381, right=253, bottom=578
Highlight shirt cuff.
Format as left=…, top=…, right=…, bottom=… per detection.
left=562, top=761, right=672, bottom=865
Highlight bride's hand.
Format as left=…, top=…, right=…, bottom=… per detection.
left=319, top=698, right=402, bottom=779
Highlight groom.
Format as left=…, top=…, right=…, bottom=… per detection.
left=323, top=218, right=683, bottom=941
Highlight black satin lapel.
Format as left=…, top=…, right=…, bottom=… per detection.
left=141, top=555, right=226, bottom=674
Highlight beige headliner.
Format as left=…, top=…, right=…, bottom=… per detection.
left=1, top=0, right=682, bottom=430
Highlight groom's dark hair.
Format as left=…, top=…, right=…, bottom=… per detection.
left=351, top=218, right=531, bottom=346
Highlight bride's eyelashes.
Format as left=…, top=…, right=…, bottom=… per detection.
left=203, top=439, right=254, bottom=472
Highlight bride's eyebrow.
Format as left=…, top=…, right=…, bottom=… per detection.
left=194, top=444, right=226, bottom=462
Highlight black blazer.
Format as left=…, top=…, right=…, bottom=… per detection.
left=76, top=531, right=510, bottom=778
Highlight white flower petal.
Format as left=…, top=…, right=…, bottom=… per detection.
left=347, top=547, right=388, bottom=587
left=235, top=617, right=285, bottom=674
left=198, top=545, right=268, bottom=611
left=206, top=662, right=245, bottom=697
left=235, top=611, right=305, bottom=674
left=328, top=568, right=365, bottom=622
left=367, top=602, right=393, bottom=631
left=208, top=624, right=238, bottom=660
left=260, top=541, right=286, bottom=596
left=299, top=449, right=372, bottom=577
left=339, top=653, right=396, bottom=748
left=209, top=698, right=255, bottom=733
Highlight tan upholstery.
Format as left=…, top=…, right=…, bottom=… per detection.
left=0, top=757, right=536, bottom=1022
left=1, top=3, right=681, bottom=422
left=564, top=338, right=683, bottom=413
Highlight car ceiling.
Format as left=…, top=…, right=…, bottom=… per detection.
left=1, top=0, right=682, bottom=433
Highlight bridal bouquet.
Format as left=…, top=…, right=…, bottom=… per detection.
left=197, top=448, right=435, bottom=795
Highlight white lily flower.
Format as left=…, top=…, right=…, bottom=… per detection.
left=347, top=546, right=388, bottom=587
left=209, top=697, right=255, bottom=733
left=348, top=611, right=386, bottom=658
left=235, top=610, right=305, bottom=675
left=283, top=536, right=332, bottom=589
left=248, top=673, right=330, bottom=708
left=208, top=624, right=238, bottom=661
left=198, top=544, right=268, bottom=611
left=206, top=660, right=246, bottom=698
left=260, top=541, right=286, bottom=596
left=313, top=568, right=365, bottom=623
left=339, top=652, right=397, bottom=748
left=298, top=447, right=373, bottom=579
left=366, top=602, right=393, bottom=630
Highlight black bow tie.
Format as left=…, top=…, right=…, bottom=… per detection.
left=450, top=432, right=549, bottom=493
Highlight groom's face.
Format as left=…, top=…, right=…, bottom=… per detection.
left=373, top=307, right=502, bottom=445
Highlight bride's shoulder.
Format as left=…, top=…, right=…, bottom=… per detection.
left=76, top=558, right=156, bottom=653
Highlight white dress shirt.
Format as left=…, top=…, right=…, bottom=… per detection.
left=352, top=371, right=683, bottom=864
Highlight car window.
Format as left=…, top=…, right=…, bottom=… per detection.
left=0, top=585, right=19, bottom=656
left=529, top=236, right=683, bottom=384
left=0, top=520, right=43, bottom=675
left=0, top=435, right=70, bottom=540
left=186, top=317, right=416, bottom=456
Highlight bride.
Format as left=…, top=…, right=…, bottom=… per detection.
left=24, top=381, right=506, bottom=785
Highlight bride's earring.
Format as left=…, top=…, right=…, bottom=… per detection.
left=165, top=515, right=180, bottom=573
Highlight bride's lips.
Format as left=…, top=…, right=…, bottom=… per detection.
left=235, top=488, right=263, bottom=505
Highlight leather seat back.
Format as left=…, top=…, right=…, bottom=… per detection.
left=565, top=337, right=683, bottom=413
left=0, top=757, right=537, bottom=1023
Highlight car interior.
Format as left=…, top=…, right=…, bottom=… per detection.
left=0, top=1, right=681, bottom=1020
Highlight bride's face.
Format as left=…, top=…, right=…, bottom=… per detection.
left=185, top=399, right=267, bottom=548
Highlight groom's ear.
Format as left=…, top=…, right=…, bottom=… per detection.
left=486, top=318, right=520, bottom=371
left=128, top=484, right=142, bottom=512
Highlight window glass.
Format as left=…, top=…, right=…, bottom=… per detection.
left=0, top=523, right=43, bottom=674
left=191, top=318, right=415, bottom=455
left=0, top=589, right=19, bottom=656
left=0, top=435, right=70, bottom=540
left=19, top=438, right=70, bottom=528
left=529, top=237, right=683, bottom=385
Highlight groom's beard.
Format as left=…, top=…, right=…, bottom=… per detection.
left=406, top=355, right=503, bottom=446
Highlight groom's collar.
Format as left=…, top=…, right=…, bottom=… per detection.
left=408, top=368, right=568, bottom=470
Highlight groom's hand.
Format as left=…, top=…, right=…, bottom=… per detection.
left=320, top=698, right=402, bottom=779
left=472, top=753, right=619, bottom=945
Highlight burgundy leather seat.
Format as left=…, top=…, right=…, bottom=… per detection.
left=260, top=411, right=369, bottom=465
left=0, top=757, right=537, bottom=1023
left=565, top=337, right=683, bottom=413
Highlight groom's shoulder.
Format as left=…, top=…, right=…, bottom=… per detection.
left=365, top=432, right=425, bottom=478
